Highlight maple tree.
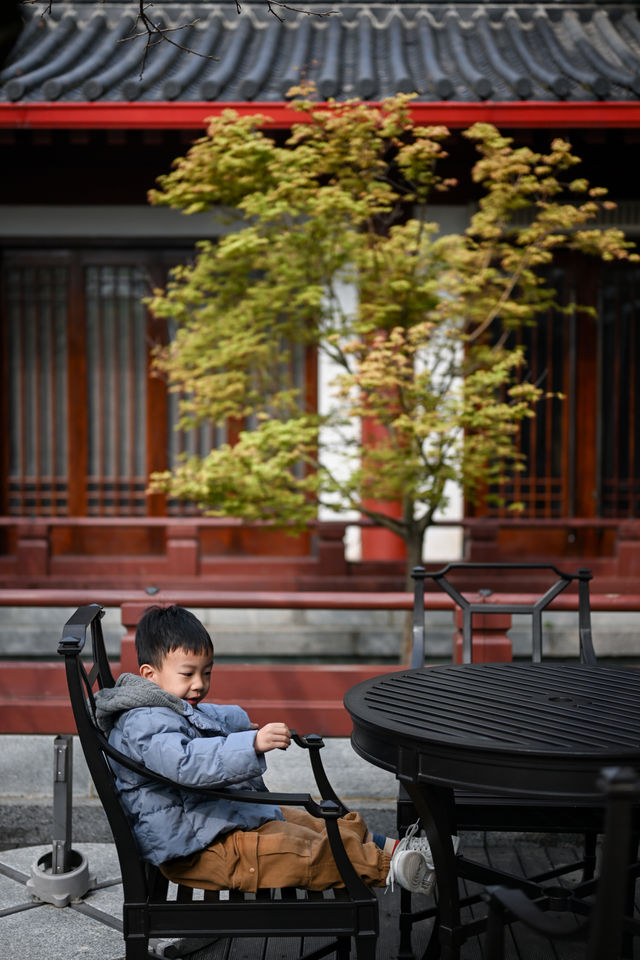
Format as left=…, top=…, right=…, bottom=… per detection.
left=147, top=92, right=634, bottom=578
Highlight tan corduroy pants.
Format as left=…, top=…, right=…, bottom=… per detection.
left=160, top=808, right=391, bottom=893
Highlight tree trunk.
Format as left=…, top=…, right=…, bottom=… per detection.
left=400, top=524, right=427, bottom=662
left=404, top=525, right=426, bottom=590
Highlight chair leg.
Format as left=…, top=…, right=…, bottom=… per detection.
left=423, top=918, right=442, bottom=960
left=397, top=888, right=414, bottom=959
left=582, top=830, right=597, bottom=882
left=354, top=932, right=377, bottom=960
left=336, top=936, right=351, bottom=960
left=620, top=831, right=640, bottom=960
left=483, top=906, right=506, bottom=960
left=125, top=936, right=152, bottom=960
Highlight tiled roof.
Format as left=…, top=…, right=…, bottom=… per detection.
left=1, top=2, right=640, bottom=104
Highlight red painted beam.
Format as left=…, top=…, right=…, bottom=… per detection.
left=1, top=101, right=640, bottom=131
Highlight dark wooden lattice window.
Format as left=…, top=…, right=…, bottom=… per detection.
left=491, top=268, right=570, bottom=519
left=1, top=248, right=315, bottom=523
left=1, top=250, right=173, bottom=518
left=472, top=256, right=640, bottom=523
left=85, top=264, right=148, bottom=515
left=599, top=262, right=640, bottom=517
left=4, top=261, right=69, bottom=515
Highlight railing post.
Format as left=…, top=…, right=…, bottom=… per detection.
left=617, top=521, right=640, bottom=577
left=120, top=602, right=149, bottom=674
left=453, top=598, right=512, bottom=663
left=464, top=521, right=500, bottom=561
left=316, top=522, right=348, bottom=576
left=165, top=523, right=200, bottom=577
left=16, top=520, right=50, bottom=577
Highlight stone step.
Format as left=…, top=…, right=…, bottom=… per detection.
left=0, top=605, right=638, bottom=660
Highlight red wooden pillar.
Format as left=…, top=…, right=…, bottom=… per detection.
left=453, top=604, right=513, bottom=663
left=361, top=500, right=406, bottom=560
left=360, top=419, right=406, bottom=561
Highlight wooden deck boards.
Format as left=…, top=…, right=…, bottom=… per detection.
left=151, top=833, right=638, bottom=960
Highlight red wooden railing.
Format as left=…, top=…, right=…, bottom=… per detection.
left=2, top=516, right=640, bottom=593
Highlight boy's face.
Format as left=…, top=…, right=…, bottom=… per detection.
left=140, top=647, right=213, bottom=707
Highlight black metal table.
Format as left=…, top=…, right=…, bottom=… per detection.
left=344, top=662, right=640, bottom=959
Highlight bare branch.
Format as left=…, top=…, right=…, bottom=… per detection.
left=122, top=3, right=221, bottom=76
left=241, top=0, right=335, bottom=18
left=21, top=0, right=336, bottom=76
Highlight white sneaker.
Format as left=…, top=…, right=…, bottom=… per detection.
left=386, top=821, right=460, bottom=895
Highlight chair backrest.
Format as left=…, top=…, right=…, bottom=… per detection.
left=57, top=603, right=152, bottom=902
left=587, top=766, right=639, bottom=960
left=411, top=562, right=596, bottom=666
left=59, top=604, right=379, bottom=916
left=484, top=766, right=640, bottom=960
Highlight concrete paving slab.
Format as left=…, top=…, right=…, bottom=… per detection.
left=0, top=735, right=398, bottom=806
left=0, top=899, right=124, bottom=960
left=263, top=738, right=398, bottom=802
left=0, top=843, right=124, bottom=960
left=1, top=735, right=95, bottom=800
left=0, top=867, right=29, bottom=906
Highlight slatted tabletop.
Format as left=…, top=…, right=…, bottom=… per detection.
left=344, top=663, right=640, bottom=800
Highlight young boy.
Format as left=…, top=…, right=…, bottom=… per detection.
left=94, top=604, right=437, bottom=894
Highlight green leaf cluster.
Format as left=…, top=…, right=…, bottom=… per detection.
left=147, top=92, right=635, bottom=570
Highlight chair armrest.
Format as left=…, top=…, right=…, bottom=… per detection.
left=289, top=732, right=374, bottom=897
left=102, top=732, right=319, bottom=813
left=291, top=730, right=349, bottom=814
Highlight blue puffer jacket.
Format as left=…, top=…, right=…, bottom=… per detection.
left=94, top=673, right=283, bottom=866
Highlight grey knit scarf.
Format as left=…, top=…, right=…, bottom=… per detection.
left=94, top=673, right=185, bottom=735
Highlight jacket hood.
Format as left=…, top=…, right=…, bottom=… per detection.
left=94, top=673, right=185, bottom=734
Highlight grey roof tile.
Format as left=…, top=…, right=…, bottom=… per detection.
left=2, top=2, right=640, bottom=104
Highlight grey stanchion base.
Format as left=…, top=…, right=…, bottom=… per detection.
left=26, top=848, right=96, bottom=907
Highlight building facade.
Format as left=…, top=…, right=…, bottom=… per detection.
left=1, top=0, right=640, bottom=594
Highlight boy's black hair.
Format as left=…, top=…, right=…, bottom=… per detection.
left=135, top=605, right=213, bottom=669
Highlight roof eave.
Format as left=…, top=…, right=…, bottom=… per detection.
left=2, top=101, right=640, bottom=130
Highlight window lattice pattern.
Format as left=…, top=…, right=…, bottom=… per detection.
left=85, top=265, right=148, bottom=516
left=600, top=264, right=640, bottom=517
left=5, top=265, right=69, bottom=515
left=487, top=285, right=569, bottom=519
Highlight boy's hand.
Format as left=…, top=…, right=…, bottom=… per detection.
left=254, top=722, right=291, bottom=754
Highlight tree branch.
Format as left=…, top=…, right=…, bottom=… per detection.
left=22, top=0, right=335, bottom=76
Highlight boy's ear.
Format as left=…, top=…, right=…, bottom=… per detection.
left=140, top=664, right=155, bottom=680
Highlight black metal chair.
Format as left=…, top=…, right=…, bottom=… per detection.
left=397, top=562, right=604, bottom=957
left=58, top=604, right=378, bottom=960
left=484, top=766, right=640, bottom=960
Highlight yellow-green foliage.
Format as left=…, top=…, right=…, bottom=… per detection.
left=147, top=92, right=635, bottom=568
